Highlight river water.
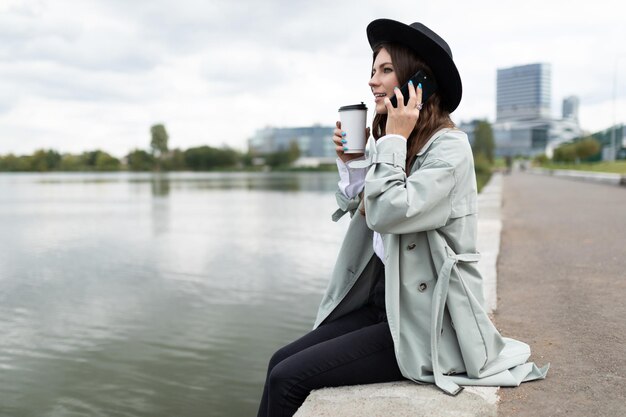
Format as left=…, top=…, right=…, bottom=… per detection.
left=0, top=172, right=349, bottom=417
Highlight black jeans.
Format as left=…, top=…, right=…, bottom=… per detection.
left=256, top=269, right=405, bottom=417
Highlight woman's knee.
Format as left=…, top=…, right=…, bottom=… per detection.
left=265, top=360, right=308, bottom=416
left=268, top=343, right=294, bottom=372
left=268, top=359, right=304, bottom=402
left=268, top=359, right=291, bottom=387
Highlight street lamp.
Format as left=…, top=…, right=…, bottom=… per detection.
left=611, top=56, right=625, bottom=161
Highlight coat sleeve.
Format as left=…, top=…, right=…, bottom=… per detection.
left=363, top=135, right=456, bottom=234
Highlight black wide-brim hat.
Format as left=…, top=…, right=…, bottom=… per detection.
left=366, top=19, right=462, bottom=113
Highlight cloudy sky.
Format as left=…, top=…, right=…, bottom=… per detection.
left=1, top=0, right=625, bottom=157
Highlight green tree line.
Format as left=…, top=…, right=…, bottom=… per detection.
left=0, top=124, right=301, bottom=172
left=0, top=146, right=263, bottom=172
left=0, top=149, right=121, bottom=172
left=551, top=137, right=601, bottom=163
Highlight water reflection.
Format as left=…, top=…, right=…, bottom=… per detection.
left=150, top=174, right=171, bottom=197
left=150, top=174, right=171, bottom=236
left=0, top=171, right=346, bottom=417
left=28, top=171, right=339, bottom=193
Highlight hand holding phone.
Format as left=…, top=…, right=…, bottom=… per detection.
left=389, top=70, right=437, bottom=108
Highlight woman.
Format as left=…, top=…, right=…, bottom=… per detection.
left=257, top=19, right=547, bottom=417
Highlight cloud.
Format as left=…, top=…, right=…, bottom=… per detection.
left=0, top=2, right=162, bottom=72
left=0, top=0, right=625, bottom=157
left=101, top=0, right=352, bottom=52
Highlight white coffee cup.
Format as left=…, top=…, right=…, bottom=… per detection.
left=338, top=102, right=368, bottom=154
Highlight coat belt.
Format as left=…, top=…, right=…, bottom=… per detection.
left=430, top=246, right=481, bottom=395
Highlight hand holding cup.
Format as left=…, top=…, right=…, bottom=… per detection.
left=333, top=121, right=370, bottom=163
left=335, top=102, right=369, bottom=163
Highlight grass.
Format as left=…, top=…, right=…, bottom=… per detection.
left=537, top=161, right=626, bottom=175
left=492, top=157, right=508, bottom=170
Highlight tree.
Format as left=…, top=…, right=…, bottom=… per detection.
left=472, top=120, right=495, bottom=163
left=575, top=137, right=601, bottom=161
left=81, top=150, right=101, bottom=167
left=150, top=124, right=169, bottom=157
left=76, top=150, right=120, bottom=170
left=218, top=146, right=241, bottom=168
left=184, top=146, right=220, bottom=170
left=150, top=123, right=169, bottom=171
left=287, top=141, right=300, bottom=162
left=162, top=148, right=186, bottom=171
left=31, top=149, right=56, bottom=171
left=59, top=154, right=84, bottom=171
left=127, top=149, right=155, bottom=171
left=94, top=152, right=121, bottom=171
left=183, top=145, right=241, bottom=170
left=241, top=151, right=254, bottom=167
left=29, top=149, right=62, bottom=171
left=265, top=142, right=301, bottom=168
left=0, top=154, right=29, bottom=171
left=553, top=143, right=577, bottom=163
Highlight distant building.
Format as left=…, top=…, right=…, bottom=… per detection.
left=493, top=120, right=550, bottom=157
left=248, top=125, right=336, bottom=163
left=494, top=118, right=585, bottom=158
left=457, top=120, right=478, bottom=146
left=562, top=96, right=579, bottom=121
left=493, top=63, right=582, bottom=157
left=496, top=63, right=552, bottom=122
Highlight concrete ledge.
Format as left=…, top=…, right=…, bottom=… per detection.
left=295, top=173, right=503, bottom=417
left=294, top=382, right=497, bottom=417
left=477, top=173, right=502, bottom=314
left=529, top=167, right=626, bottom=186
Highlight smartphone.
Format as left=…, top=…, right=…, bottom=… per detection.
left=389, top=70, right=437, bottom=108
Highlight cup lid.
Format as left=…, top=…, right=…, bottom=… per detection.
left=339, top=102, right=367, bottom=112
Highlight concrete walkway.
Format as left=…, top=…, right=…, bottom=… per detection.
left=294, top=174, right=504, bottom=417
left=495, top=172, right=626, bottom=416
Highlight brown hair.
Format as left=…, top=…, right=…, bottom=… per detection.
left=360, top=43, right=455, bottom=215
left=371, top=42, right=455, bottom=172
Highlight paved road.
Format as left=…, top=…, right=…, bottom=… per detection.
left=495, top=172, right=626, bottom=417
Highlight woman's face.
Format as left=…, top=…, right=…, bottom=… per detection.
left=369, top=47, right=400, bottom=114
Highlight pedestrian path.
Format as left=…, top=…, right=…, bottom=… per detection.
left=495, top=172, right=626, bottom=416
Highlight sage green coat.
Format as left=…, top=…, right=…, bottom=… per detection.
left=314, top=128, right=548, bottom=395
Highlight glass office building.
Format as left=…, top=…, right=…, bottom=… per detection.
left=493, top=63, right=584, bottom=156
left=248, top=125, right=336, bottom=159
left=562, top=95, right=579, bottom=121
left=496, top=63, right=551, bottom=122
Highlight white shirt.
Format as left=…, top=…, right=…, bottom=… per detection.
left=336, top=156, right=386, bottom=264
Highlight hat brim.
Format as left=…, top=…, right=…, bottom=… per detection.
left=367, top=19, right=462, bottom=113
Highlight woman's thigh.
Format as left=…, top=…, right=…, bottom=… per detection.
left=269, top=321, right=405, bottom=407
left=268, top=305, right=381, bottom=370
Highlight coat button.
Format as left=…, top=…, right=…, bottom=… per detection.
left=418, top=282, right=427, bottom=292
left=407, top=243, right=416, bottom=250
